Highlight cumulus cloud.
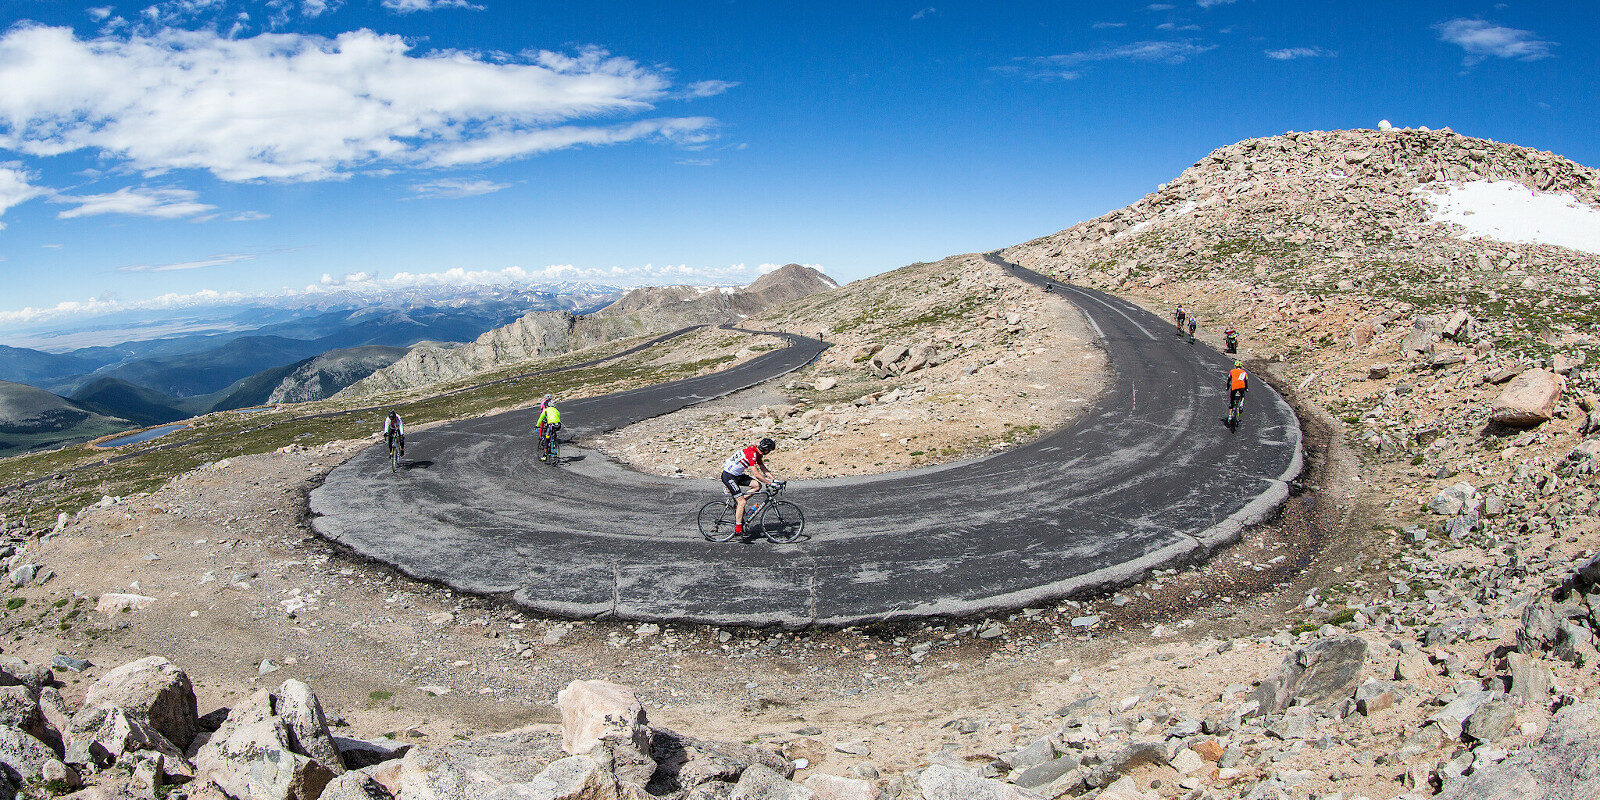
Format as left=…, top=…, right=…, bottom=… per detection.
left=0, top=165, right=45, bottom=229
left=381, top=0, right=485, bottom=13
left=1435, top=18, right=1554, bottom=66
left=1265, top=46, right=1335, bottom=60
left=0, top=26, right=726, bottom=183
left=51, top=187, right=217, bottom=219
left=997, top=40, right=1216, bottom=80
left=409, top=178, right=512, bottom=199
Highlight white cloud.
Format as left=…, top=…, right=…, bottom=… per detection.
left=1156, top=22, right=1200, bottom=31
left=87, top=7, right=114, bottom=20
left=999, top=40, right=1216, bottom=80
left=0, top=26, right=726, bottom=183
left=1196, top=0, right=1237, bottom=7
left=0, top=288, right=255, bottom=326
left=912, top=7, right=936, bottom=20
left=52, top=186, right=217, bottom=219
left=381, top=0, right=485, bottom=12
left=118, top=252, right=261, bottom=272
left=681, top=80, right=738, bottom=99
left=1435, top=18, right=1554, bottom=66
left=1091, top=22, right=1128, bottom=29
left=410, top=178, right=512, bottom=199
left=1265, top=46, right=1335, bottom=60
left=0, top=165, right=45, bottom=229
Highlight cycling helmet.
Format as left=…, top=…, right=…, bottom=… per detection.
left=543, top=394, right=552, bottom=403
left=1234, top=360, right=1244, bottom=368
left=757, top=438, right=776, bottom=453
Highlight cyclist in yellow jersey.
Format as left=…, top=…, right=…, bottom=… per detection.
left=536, top=396, right=561, bottom=461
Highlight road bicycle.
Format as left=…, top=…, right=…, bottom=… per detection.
left=1227, top=392, right=1246, bottom=431
left=538, top=425, right=560, bottom=465
left=386, top=434, right=403, bottom=473
left=697, top=481, right=805, bottom=544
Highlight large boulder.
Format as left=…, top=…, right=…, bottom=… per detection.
left=83, top=657, right=199, bottom=750
left=319, top=771, right=395, bottom=800
left=917, top=764, right=1036, bottom=800
left=192, top=690, right=293, bottom=797
left=271, top=680, right=344, bottom=776
left=731, top=763, right=813, bottom=800
left=0, top=657, right=53, bottom=692
left=0, top=726, right=56, bottom=786
left=556, top=681, right=655, bottom=786
left=1436, top=701, right=1600, bottom=799
left=1252, top=636, right=1368, bottom=715
left=1491, top=369, right=1561, bottom=426
left=246, top=747, right=336, bottom=800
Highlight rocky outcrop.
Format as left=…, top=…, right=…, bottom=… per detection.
left=1435, top=701, right=1600, bottom=799
left=266, top=346, right=409, bottom=404
left=338, top=266, right=836, bottom=398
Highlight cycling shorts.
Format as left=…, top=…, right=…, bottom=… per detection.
left=1230, top=388, right=1247, bottom=405
left=720, top=471, right=754, bottom=496
left=541, top=423, right=560, bottom=438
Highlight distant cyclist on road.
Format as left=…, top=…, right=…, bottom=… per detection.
left=721, top=438, right=777, bottom=536
left=1175, top=306, right=1187, bottom=336
left=536, top=396, right=561, bottom=462
left=1228, top=360, right=1250, bottom=413
left=1187, top=316, right=1198, bottom=341
left=383, top=410, right=405, bottom=458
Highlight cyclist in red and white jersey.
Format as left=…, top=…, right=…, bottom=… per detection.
left=720, top=438, right=777, bottom=536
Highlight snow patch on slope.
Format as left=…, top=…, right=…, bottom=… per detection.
left=1421, top=180, right=1600, bottom=256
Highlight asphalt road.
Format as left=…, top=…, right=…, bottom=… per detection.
left=310, top=258, right=1303, bottom=627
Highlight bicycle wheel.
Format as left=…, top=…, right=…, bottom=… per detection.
left=390, top=444, right=399, bottom=473
left=757, top=500, right=805, bottom=544
left=549, top=437, right=559, bottom=466
left=697, top=501, right=739, bottom=542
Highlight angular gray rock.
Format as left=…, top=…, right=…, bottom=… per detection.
left=649, top=728, right=791, bottom=793
left=0, top=725, right=56, bottom=786
left=917, top=764, right=1037, bottom=800
left=319, top=771, right=395, bottom=800
left=246, top=746, right=336, bottom=800
left=82, top=656, right=200, bottom=750
left=1436, top=701, right=1600, bottom=799
left=192, top=689, right=293, bottom=797
left=1253, top=636, right=1368, bottom=714
left=731, top=763, right=814, bottom=800
left=1505, top=652, right=1553, bottom=705
left=271, top=680, right=345, bottom=776
left=1465, top=699, right=1517, bottom=743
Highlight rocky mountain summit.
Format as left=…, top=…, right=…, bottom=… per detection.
left=338, top=265, right=836, bottom=398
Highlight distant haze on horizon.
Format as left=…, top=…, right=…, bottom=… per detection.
left=0, top=1, right=1593, bottom=330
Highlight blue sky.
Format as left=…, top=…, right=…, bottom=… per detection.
left=0, top=0, right=1592, bottom=328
